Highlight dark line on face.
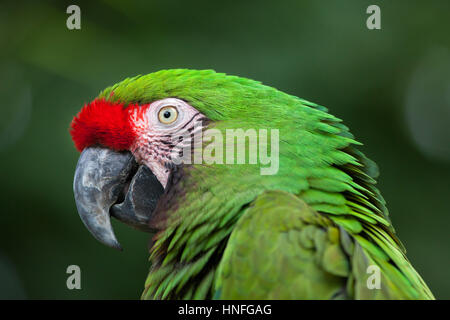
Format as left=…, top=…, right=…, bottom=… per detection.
left=179, top=112, right=200, bottom=130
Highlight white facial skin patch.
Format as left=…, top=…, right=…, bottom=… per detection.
left=129, top=98, right=205, bottom=188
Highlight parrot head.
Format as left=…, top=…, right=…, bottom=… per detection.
left=70, top=76, right=214, bottom=249
left=70, top=70, right=247, bottom=250
left=70, top=69, right=336, bottom=251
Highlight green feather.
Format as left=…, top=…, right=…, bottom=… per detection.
left=95, top=69, right=433, bottom=300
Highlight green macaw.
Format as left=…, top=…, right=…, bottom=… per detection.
left=70, top=69, right=434, bottom=299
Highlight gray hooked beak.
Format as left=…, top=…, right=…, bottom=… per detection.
left=73, top=146, right=164, bottom=250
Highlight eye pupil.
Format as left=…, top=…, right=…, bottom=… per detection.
left=158, top=106, right=178, bottom=124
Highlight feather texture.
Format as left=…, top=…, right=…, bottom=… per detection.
left=94, top=69, right=433, bottom=299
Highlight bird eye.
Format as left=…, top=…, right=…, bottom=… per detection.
left=158, top=106, right=178, bottom=124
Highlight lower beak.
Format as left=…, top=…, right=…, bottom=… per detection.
left=73, top=146, right=164, bottom=250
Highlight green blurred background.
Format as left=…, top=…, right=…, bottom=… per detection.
left=0, top=0, right=449, bottom=299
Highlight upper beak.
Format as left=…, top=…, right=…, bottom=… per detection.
left=73, top=146, right=164, bottom=250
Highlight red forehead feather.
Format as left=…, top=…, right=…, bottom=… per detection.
left=70, top=98, right=137, bottom=152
